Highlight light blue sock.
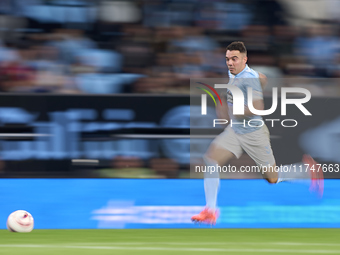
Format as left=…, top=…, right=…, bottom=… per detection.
left=203, top=156, right=220, bottom=211
left=276, top=163, right=310, bottom=185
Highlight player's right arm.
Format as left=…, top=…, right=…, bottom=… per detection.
left=216, top=94, right=230, bottom=121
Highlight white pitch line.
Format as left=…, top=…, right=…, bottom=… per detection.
left=52, top=242, right=340, bottom=247
left=0, top=244, right=340, bottom=254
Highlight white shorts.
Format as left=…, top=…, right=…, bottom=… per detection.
left=212, top=125, right=276, bottom=167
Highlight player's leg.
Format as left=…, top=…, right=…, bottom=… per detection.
left=301, top=154, right=324, bottom=197
left=240, top=125, right=303, bottom=183
left=203, top=126, right=242, bottom=211
left=274, top=155, right=323, bottom=195
left=266, top=155, right=323, bottom=196
left=239, top=125, right=277, bottom=183
left=262, top=163, right=278, bottom=184
left=203, top=143, right=236, bottom=210
left=241, top=125, right=323, bottom=196
left=191, top=144, right=235, bottom=224
left=191, top=126, right=242, bottom=224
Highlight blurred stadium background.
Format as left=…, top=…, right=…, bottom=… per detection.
left=1, top=1, right=340, bottom=251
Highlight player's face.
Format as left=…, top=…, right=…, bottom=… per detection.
left=226, top=50, right=247, bottom=75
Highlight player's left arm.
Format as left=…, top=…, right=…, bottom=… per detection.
left=240, top=75, right=265, bottom=118
left=243, top=72, right=265, bottom=116
left=258, top=72, right=268, bottom=90
left=243, top=98, right=264, bottom=117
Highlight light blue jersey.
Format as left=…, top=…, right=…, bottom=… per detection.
left=225, top=64, right=263, bottom=134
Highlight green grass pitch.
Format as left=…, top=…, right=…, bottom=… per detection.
left=0, top=229, right=340, bottom=254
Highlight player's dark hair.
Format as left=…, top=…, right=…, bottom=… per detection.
left=226, top=41, right=247, bottom=55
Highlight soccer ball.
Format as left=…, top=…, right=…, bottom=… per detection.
left=7, top=210, right=34, bottom=233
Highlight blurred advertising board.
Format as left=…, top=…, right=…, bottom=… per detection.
left=0, top=179, right=338, bottom=229
left=0, top=94, right=338, bottom=178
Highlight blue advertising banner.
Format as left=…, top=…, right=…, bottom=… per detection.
left=0, top=179, right=339, bottom=229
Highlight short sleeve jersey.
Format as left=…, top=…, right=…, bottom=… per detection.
left=225, top=64, right=264, bottom=134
